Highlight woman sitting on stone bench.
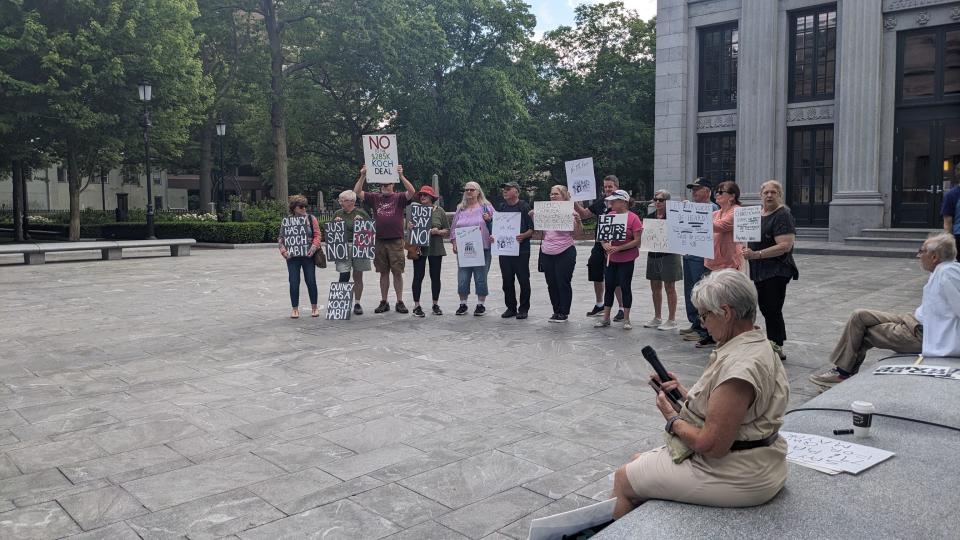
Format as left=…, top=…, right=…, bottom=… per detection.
left=612, top=269, right=789, bottom=518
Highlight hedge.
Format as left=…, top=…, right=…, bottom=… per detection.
left=1, top=222, right=273, bottom=244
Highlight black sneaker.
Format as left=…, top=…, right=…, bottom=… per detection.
left=501, top=309, right=517, bottom=319
left=455, top=304, right=468, bottom=316
left=613, top=309, right=625, bottom=322
left=374, top=301, right=390, bottom=314
left=548, top=314, right=559, bottom=322
left=395, top=301, right=409, bottom=314
left=586, top=305, right=604, bottom=317
left=432, top=304, right=443, bottom=316
left=556, top=314, right=568, bottom=322
left=412, top=306, right=425, bottom=318
left=474, top=305, right=486, bottom=316
left=353, top=303, right=363, bottom=316
left=695, top=336, right=717, bottom=348
left=516, top=312, right=528, bottom=320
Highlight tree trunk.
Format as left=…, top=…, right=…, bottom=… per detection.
left=263, top=0, right=288, bottom=202
left=21, top=167, right=29, bottom=240
left=67, top=147, right=81, bottom=241
left=200, top=116, right=213, bottom=210
left=11, top=160, right=24, bottom=242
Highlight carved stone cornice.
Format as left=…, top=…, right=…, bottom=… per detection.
left=696, top=112, right=737, bottom=131
left=787, top=104, right=835, bottom=124
left=884, top=0, right=955, bottom=13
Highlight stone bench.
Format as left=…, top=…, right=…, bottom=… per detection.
left=0, top=239, right=196, bottom=265
left=596, top=356, right=960, bottom=539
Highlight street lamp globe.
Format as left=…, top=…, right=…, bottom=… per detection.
left=216, top=120, right=226, bottom=137
left=137, top=81, right=152, bottom=102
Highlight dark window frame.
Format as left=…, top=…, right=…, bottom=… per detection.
left=697, top=131, right=737, bottom=185
left=896, top=23, right=960, bottom=106
left=786, top=124, right=834, bottom=227
left=788, top=4, right=837, bottom=103
left=698, top=22, right=739, bottom=112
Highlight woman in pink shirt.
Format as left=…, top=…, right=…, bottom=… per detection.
left=538, top=185, right=583, bottom=322
left=450, top=181, right=495, bottom=316
left=594, top=190, right=643, bottom=330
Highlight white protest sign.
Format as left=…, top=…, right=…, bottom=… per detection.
left=281, top=215, right=312, bottom=258
left=734, top=205, right=762, bottom=242
left=326, top=282, right=354, bottom=320
left=873, top=365, right=957, bottom=378
left=528, top=497, right=615, bottom=540
left=455, top=225, right=486, bottom=267
left=565, top=157, right=596, bottom=202
left=533, top=201, right=575, bottom=231
left=491, top=212, right=521, bottom=257
left=666, top=200, right=714, bottom=258
left=362, top=133, right=399, bottom=183
left=408, top=204, right=433, bottom=247
left=781, top=431, right=895, bottom=475
left=640, top=219, right=675, bottom=253
left=595, top=213, right=627, bottom=242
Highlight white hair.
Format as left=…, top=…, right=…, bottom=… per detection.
left=691, top=269, right=758, bottom=323
left=654, top=189, right=671, bottom=200
left=926, top=232, right=957, bottom=262
left=338, top=190, right=357, bottom=202
left=457, top=181, right=490, bottom=210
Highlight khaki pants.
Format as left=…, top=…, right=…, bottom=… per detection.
left=829, top=309, right=922, bottom=374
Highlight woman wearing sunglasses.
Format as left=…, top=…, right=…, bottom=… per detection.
left=643, top=189, right=682, bottom=331
left=699, top=181, right=744, bottom=347
left=278, top=195, right=321, bottom=318
left=450, top=182, right=494, bottom=316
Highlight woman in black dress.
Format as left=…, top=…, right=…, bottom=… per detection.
left=741, top=181, right=799, bottom=358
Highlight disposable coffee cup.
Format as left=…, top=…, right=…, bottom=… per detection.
left=851, top=401, right=875, bottom=438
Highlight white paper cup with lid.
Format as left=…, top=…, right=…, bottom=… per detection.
left=851, top=401, right=875, bottom=438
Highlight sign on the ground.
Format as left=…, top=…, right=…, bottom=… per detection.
left=408, top=204, right=432, bottom=247
left=326, top=282, right=354, bottom=320
left=596, top=213, right=627, bottom=242
left=534, top=201, right=575, bottom=231
left=666, top=200, right=714, bottom=258
left=281, top=215, right=311, bottom=258
left=565, top=157, right=596, bottom=202
left=734, top=205, right=762, bottom=242
left=362, top=134, right=399, bottom=183
left=491, top=212, right=521, bottom=257
left=324, top=220, right=349, bottom=262
left=352, top=219, right=377, bottom=260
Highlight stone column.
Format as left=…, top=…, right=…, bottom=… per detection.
left=829, top=0, right=885, bottom=241
left=736, top=0, right=778, bottom=205
left=653, top=0, right=689, bottom=198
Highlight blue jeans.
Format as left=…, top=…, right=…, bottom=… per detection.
left=458, top=249, right=492, bottom=297
left=287, top=257, right=318, bottom=307
left=682, top=255, right=708, bottom=337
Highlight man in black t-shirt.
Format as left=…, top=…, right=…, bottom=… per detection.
left=497, top=182, right=535, bottom=318
left=575, top=175, right=623, bottom=319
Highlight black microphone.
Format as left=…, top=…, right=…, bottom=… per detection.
left=641, top=346, right=684, bottom=403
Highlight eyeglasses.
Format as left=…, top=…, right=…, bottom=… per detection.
left=295, top=204, right=307, bottom=209
left=715, top=190, right=729, bottom=195
left=697, top=312, right=711, bottom=323
left=917, top=247, right=928, bottom=255
left=464, top=188, right=477, bottom=192
left=653, top=198, right=666, bottom=202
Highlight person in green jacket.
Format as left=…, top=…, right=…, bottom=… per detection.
left=333, top=190, right=371, bottom=316
left=407, top=186, right=450, bottom=317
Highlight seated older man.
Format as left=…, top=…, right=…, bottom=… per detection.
left=611, top=269, right=788, bottom=519
left=810, top=232, right=960, bottom=389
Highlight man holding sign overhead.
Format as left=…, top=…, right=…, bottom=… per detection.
left=496, top=182, right=534, bottom=319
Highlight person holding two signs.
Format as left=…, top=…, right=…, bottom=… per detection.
left=408, top=186, right=450, bottom=317
left=278, top=195, right=322, bottom=319
left=594, top=190, right=643, bottom=330
left=332, top=190, right=371, bottom=316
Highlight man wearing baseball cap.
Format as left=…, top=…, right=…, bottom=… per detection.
left=681, top=178, right=718, bottom=342
left=497, top=181, right=535, bottom=319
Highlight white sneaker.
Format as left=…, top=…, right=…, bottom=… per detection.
left=642, top=318, right=662, bottom=328
left=678, top=325, right=695, bottom=334
left=623, top=321, right=633, bottom=330
left=658, top=320, right=679, bottom=331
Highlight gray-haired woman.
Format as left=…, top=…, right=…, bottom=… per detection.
left=333, top=189, right=371, bottom=315
left=611, top=269, right=788, bottom=518
left=644, top=189, right=682, bottom=331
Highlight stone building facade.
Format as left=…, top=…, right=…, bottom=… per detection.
left=655, top=0, right=960, bottom=240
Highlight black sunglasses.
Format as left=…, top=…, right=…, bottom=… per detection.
left=716, top=190, right=729, bottom=195
left=653, top=198, right=667, bottom=202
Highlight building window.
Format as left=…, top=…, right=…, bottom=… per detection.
left=789, top=5, right=837, bottom=102
left=899, top=25, right=960, bottom=103
left=698, top=23, right=738, bottom=111
left=57, top=167, right=66, bottom=183
left=787, top=125, right=834, bottom=226
left=697, top=132, right=737, bottom=185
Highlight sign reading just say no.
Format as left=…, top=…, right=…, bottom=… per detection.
left=363, top=134, right=399, bottom=183
left=408, top=204, right=433, bottom=247
left=324, top=220, right=349, bottom=262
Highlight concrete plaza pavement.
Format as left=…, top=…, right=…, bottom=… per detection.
left=0, top=245, right=927, bottom=539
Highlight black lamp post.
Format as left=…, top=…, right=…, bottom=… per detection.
left=138, top=81, right=156, bottom=239
left=216, top=119, right=226, bottom=220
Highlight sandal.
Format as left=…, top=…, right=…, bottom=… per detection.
left=311, top=307, right=320, bottom=318
left=290, top=308, right=300, bottom=319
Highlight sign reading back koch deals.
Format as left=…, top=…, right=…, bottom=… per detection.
left=352, top=219, right=377, bottom=260
left=280, top=215, right=312, bottom=258
left=363, top=134, right=399, bottom=183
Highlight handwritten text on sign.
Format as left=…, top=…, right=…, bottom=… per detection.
left=596, top=213, right=627, bottom=242
left=491, top=212, right=521, bottom=257
left=362, top=134, right=399, bottom=183
left=281, top=215, right=311, bottom=258
left=781, top=431, right=895, bottom=475
left=533, top=201, right=575, bottom=231
left=640, top=219, right=674, bottom=253
left=565, top=157, right=596, bottom=202
left=326, top=282, right=354, bottom=320
left=408, top=204, right=433, bottom=247
left=666, top=201, right=714, bottom=258
left=455, top=225, right=486, bottom=267
left=352, top=219, right=377, bottom=260
left=734, top=206, right=762, bottom=242
left=324, top=220, right=349, bottom=262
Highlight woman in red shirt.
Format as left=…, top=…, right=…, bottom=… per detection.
left=594, top=190, right=643, bottom=330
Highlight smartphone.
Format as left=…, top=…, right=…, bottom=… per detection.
left=648, top=379, right=682, bottom=413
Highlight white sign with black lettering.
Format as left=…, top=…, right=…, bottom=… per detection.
left=491, top=212, right=521, bottom=257
left=565, top=157, right=596, bottom=202
left=326, top=282, right=354, bottom=320
left=533, top=201, right=575, bottom=231
left=595, top=213, right=627, bottom=242
left=873, top=364, right=957, bottom=379
left=666, top=201, right=714, bottom=258
left=281, top=215, right=311, bottom=258
left=362, top=134, right=399, bottom=183
left=734, top=205, right=762, bottom=242
left=455, top=226, right=486, bottom=267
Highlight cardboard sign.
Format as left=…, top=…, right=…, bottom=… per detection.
left=352, top=219, right=377, bottom=260
left=595, top=213, right=627, bottom=242
left=781, top=431, right=895, bottom=475
left=491, top=212, right=521, bottom=257
left=455, top=225, right=486, bottom=267
left=533, top=201, right=575, bottom=231
left=565, top=157, right=596, bottom=202
left=641, top=218, right=673, bottom=253
left=734, top=205, right=762, bottom=242
left=666, top=201, right=714, bottom=258
left=408, top=204, right=433, bottom=247
left=324, top=220, right=349, bottom=262
left=281, top=215, right=312, bottom=258
left=873, top=365, right=957, bottom=378
left=362, top=134, right=399, bottom=183
left=326, top=282, right=354, bottom=320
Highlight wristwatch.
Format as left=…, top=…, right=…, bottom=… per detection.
left=665, top=415, right=682, bottom=435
